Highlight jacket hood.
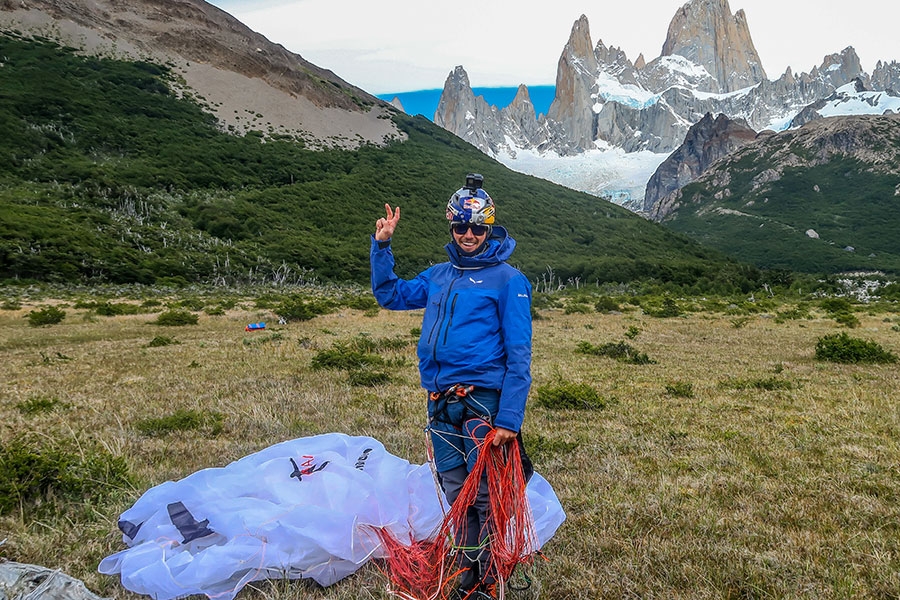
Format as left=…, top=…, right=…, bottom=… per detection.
left=445, top=225, right=516, bottom=269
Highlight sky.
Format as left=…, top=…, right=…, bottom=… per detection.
left=207, top=0, right=898, bottom=95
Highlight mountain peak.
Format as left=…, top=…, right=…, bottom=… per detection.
left=660, top=0, right=766, bottom=92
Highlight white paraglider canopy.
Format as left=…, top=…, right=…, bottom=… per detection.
left=99, top=433, right=565, bottom=600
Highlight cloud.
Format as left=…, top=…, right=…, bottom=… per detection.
left=209, top=0, right=900, bottom=95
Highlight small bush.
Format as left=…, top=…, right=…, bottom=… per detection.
left=624, top=325, right=641, bottom=339
left=16, top=395, right=65, bottom=415
left=348, top=369, right=391, bottom=386
left=147, top=335, right=179, bottom=347
left=0, top=437, right=132, bottom=518
left=815, top=333, right=898, bottom=364
left=153, top=310, right=199, bottom=326
left=342, top=294, right=379, bottom=312
left=27, top=306, right=66, bottom=327
left=774, top=304, right=811, bottom=323
left=1, top=299, right=22, bottom=310
left=819, top=297, right=854, bottom=314
left=93, top=302, right=142, bottom=316
left=564, top=302, right=592, bottom=315
left=243, top=332, right=284, bottom=346
left=595, top=296, right=621, bottom=313
left=576, top=340, right=656, bottom=365
left=664, top=381, right=694, bottom=398
left=643, top=296, right=682, bottom=318
left=535, top=381, right=611, bottom=410
left=730, top=316, right=752, bottom=328
left=350, top=334, right=412, bottom=353
left=276, top=297, right=334, bottom=322
left=522, top=432, right=579, bottom=462
left=135, top=408, right=224, bottom=436
left=723, top=377, right=794, bottom=391
left=311, top=343, right=384, bottom=370
left=833, top=311, right=861, bottom=328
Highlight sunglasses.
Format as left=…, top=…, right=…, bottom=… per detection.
left=451, top=223, right=491, bottom=236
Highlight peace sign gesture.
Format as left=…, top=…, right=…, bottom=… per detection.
left=375, top=204, right=401, bottom=242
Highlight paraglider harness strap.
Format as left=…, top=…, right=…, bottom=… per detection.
left=428, top=384, right=492, bottom=427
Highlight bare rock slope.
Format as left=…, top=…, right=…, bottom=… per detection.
left=0, top=0, right=403, bottom=148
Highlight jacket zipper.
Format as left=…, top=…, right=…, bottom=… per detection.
left=430, top=269, right=462, bottom=388
left=442, top=293, right=459, bottom=345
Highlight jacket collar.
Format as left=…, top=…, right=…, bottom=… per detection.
left=445, top=225, right=516, bottom=269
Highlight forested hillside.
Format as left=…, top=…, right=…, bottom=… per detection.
left=0, top=33, right=761, bottom=292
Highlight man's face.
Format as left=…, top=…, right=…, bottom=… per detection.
left=451, top=223, right=489, bottom=254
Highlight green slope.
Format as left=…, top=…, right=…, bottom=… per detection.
left=661, top=120, right=900, bottom=275
left=0, top=33, right=756, bottom=291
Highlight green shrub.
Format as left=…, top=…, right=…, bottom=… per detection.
left=243, top=332, right=284, bottom=346
left=774, top=305, right=811, bottom=323
left=153, top=310, right=199, bottom=326
left=276, top=297, right=334, bottom=322
left=522, top=432, right=579, bottom=462
left=594, top=296, right=621, bottom=313
left=624, top=325, right=641, bottom=339
left=27, top=306, right=66, bottom=327
left=0, top=437, right=132, bottom=518
left=16, top=395, right=65, bottom=415
left=311, top=343, right=384, bottom=370
left=135, top=408, right=224, bottom=436
left=93, top=302, right=142, bottom=316
left=576, top=340, right=656, bottom=365
left=833, top=311, right=861, bottom=328
left=643, top=296, right=683, bottom=318
left=815, top=333, right=898, bottom=364
left=819, top=297, right=854, bottom=314
left=1, top=299, right=22, bottom=310
left=664, top=381, right=694, bottom=398
left=564, top=302, right=592, bottom=315
left=342, top=294, right=379, bottom=312
left=730, top=316, right=752, bottom=328
left=147, top=335, right=179, bottom=347
left=723, top=377, right=794, bottom=391
left=348, top=369, right=391, bottom=386
left=350, top=334, right=412, bottom=353
left=535, top=381, right=610, bottom=410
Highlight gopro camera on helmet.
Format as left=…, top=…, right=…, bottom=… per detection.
left=464, top=173, right=484, bottom=193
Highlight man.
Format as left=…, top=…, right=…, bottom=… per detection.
left=370, top=174, right=533, bottom=599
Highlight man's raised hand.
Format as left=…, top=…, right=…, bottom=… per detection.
left=375, top=204, right=401, bottom=242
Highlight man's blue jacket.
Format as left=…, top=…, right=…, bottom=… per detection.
left=370, top=226, right=532, bottom=433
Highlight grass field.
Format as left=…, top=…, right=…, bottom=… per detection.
left=2, top=290, right=899, bottom=599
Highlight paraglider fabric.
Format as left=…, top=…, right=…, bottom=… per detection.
left=99, top=433, right=565, bottom=600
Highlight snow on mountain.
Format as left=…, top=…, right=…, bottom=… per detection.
left=817, top=83, right=900, bottom=117
left=594, top=72, right=657, bottom=110
left=433, top=1, right=898, bottom=211
left=496, top=144, right=668, bottom=212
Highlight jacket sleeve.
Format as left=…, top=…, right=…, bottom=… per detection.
left=370, top=235, right=429, bottom=310
left=494, top=272, right=533, bottom=432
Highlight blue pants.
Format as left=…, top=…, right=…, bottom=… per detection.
left=427, top=388, right=499, bottom=473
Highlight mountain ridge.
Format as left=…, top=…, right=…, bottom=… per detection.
left=0, top=0, right=401, bottom=148
left=432, top=0, right=900, bottom=205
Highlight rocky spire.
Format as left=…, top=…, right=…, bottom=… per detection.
left=660, top=0, right=766, bottom=93
left=498, top=85, right=545, bottom=154
left=433, top=65, right=500, bottom=154
left=816, top=47, right=865, bottom=88
left=872, top=60, right=900, bottom=93
left=546, top=15, right=598, bottom=153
